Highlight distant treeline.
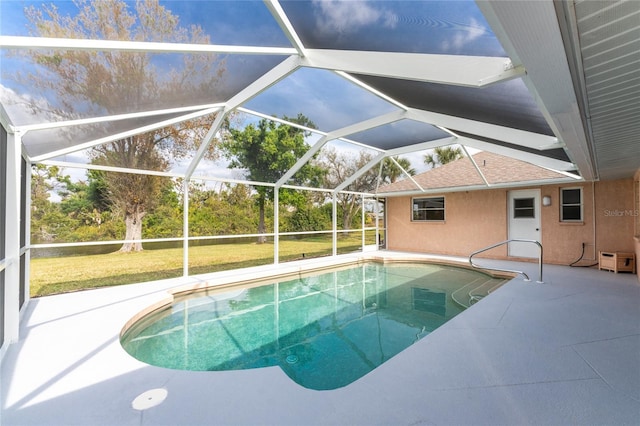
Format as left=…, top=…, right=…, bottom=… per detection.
left=31, top=165, right=366, bottom=245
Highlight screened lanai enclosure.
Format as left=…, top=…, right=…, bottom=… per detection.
left=1, top=0, right=639, bottom=359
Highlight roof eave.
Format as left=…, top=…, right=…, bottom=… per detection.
left=376, top=176, right=583, bottom=198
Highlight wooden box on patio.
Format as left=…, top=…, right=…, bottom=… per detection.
left=599, top=251, right=636, bottom=274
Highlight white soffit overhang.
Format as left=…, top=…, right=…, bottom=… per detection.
left=376, top=177, right=581, bottom=198
left=570, top=0, right=640, bottom=180
left=477, top=0, right=597, bottom=181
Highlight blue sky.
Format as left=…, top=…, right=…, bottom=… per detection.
left=244, top=67, right=400, bottom=131
left=1, top=0, right=499, bottom=178
left=1, top=0, right=502, bottom=123
left=0, top=1, right=287, bottom=44
left=2, top=1, right=500, bottom=52
left=281, top=0, right=503, bottom=56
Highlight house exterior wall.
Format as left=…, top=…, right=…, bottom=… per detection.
left=595, top=179, right=636, bottom=257
left=386, top=190, right=508, bottom=258
left=634, top=169, right=640, bottom=281
left=385, top=178, right=636, bottom=270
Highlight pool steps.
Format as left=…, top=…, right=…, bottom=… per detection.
left=451, top=277, right=506, bottom=309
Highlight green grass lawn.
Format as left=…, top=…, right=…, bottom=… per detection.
left=30, top=235, right=374, bottom=297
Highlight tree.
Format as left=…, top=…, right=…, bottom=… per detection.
left=381, top=156, right=415, bottom=183
left=30, top=164, right=70, bottom=242
left=21, top=0, right=226, bottom=251
left=184, top=181, right=257, bottom=237
left=316, top=148, right=380, bottom=230
left=89, top=137, right=172, bottom=251
left=222, top=115, right=322, bottom=243
left=424, top=146, right=464, bottom=168
left=315, top=151, right=414, bottom=230
left=281, top=204, right=332, bottom=233
left=143, top=182, right=182, bottom=238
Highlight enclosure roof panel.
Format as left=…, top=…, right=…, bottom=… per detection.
left=0, top=48, right=287, bottom=126
left=242, top=67, right=401, bottom=133
left=347, top=119, right=450, bottom=151
left=279, top=0, right=506, bottom=56
left=0, top=1, right=291, bottom=47
left=1, top=0, right=637, bottom=189
left=353, top=75, right=553, bottom=136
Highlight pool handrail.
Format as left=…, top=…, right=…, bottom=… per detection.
left=469, top=239, right=544, bottom=283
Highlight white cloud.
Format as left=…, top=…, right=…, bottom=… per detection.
left=312, top=0, right=397, bottom=34
left=0, top=84, right=45, bottom=127
left=441, top=17, right=486, bottom=53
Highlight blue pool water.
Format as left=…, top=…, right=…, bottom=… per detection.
left=121, top=262, right=498, bottom=390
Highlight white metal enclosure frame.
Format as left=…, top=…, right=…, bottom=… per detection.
left=2, top=0, right=639, bottom=360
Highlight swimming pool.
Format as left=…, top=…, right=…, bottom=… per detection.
left=121, top=261, right=505, bottom=390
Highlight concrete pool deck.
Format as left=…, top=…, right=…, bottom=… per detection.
left=2, top=252, right=639, bottom=425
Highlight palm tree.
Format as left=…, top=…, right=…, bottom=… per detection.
left=382, top=156, right=416, bottom=183
left=424, top=146, right=464, bottom=168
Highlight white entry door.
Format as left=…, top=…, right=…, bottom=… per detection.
left=508, top=189, right=541, bottom=258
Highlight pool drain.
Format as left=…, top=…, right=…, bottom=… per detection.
left=132, top=388, right=168, bottom=410
left=285, top=354, right=299, bottom=364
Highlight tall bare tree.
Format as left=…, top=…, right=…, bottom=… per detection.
left=316, top=148, right=376, bottom=230
left=20, top=0, right=225, bottom=251
left=317, top=150, right=415, bottom=230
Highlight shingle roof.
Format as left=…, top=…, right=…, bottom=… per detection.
left=377, top=151, right=569, bottom=194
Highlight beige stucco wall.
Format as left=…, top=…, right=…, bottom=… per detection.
left=635, top=169, right=640, bottom=281
left=385, top=178, right=636, bottom=269
left=539, top=182, right=595, bottom=263
left=594, top=179, right=636, bottom=254
left=386, top=190, right=508, bottom=258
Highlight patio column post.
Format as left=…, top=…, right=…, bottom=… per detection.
left=361, top=195, right=365, bottom=251
left=274, top=188, right=279, bottom=265
left=3, top=130, right=22, bottom=346
left=332, top=193, right=337, bottom=256
left=375, top=197, right=382, bottom=250
left=22, top=152, right=31, bottom=310
left=182, top=178, right=189, bottom=277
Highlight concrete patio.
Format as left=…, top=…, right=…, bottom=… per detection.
left=2, top=253, right=639, bottom=425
